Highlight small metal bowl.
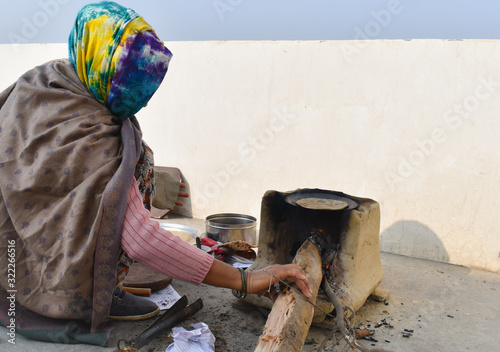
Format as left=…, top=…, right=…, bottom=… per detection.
left=205, top=213, right=257, bottom=244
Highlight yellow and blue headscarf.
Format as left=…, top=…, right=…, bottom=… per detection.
left=68, top=1, right=172, bottom=119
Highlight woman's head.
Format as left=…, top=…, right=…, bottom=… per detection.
left=69, top=1, right=172, bottom=119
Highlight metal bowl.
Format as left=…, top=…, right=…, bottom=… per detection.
left=205, top=213, right=257, bottom=244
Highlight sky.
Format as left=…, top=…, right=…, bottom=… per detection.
left=1, top=0, right=500, bottom=45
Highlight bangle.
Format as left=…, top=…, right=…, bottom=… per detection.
left=235, top=268, right=247, bottom=299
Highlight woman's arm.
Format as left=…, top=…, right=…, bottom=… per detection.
left=123, top=177, right=312, bottom=297
left=122, top=178, right=214, bottom=284
left=203, top=259, right=312, bottom=297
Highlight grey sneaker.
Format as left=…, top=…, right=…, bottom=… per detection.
left=109, top=287, right=160, bottom=321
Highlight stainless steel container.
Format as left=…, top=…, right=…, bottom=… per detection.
left=205, top=213, right=257, bottom=244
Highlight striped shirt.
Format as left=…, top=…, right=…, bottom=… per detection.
left=121, top=178, right=214, bottom=285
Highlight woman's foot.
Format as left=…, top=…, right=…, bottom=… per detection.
left=109, top=287, right=160, bottom=321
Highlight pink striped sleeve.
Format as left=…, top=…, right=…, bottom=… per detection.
left=121, top=178, right=214, bottom=285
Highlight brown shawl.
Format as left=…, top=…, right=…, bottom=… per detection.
left=0, top=59, right=142, bottom=332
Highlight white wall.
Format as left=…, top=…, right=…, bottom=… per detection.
left=1, top=40, right=499, bottom=273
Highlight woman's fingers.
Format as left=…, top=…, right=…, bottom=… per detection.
left=291, top=275, right=313, bottom=298
left=178, top=191, right=189, bottom=198
left=174, top=183, right=189, bottom=207
left=279, top=265, right=312, bottom=297
left=247, top=264, right=312, bottom=298
left=178, top=183, right=189, bottom=199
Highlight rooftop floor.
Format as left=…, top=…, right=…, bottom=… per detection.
left=2, top=217, right=499, bottom=352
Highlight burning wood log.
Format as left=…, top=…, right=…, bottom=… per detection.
left=254, top=239, right=323, bottom=352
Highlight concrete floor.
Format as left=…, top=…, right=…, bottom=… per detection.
left=1, top=217, right=499, bottom=352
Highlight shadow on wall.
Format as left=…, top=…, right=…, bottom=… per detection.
left=380, top=220, right=450, bottom=263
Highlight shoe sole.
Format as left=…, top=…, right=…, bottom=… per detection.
left=109, top=307, right=160, bottom=322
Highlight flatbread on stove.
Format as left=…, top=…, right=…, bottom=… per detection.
left=296, top=197, right=349, bottom=210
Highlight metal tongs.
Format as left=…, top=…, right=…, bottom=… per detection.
left=117, top=295, right=203, bottom=351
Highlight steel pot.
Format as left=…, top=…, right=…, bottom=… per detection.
left=205, top=213, right=257, bottom=244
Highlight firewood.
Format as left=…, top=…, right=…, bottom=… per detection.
left=254, top=240, right=323, bottom=352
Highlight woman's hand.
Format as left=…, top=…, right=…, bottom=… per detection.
left=173, top=183, right=189, bottom=207
left=202, top=260, right=312, bottom=299
left=246, top=264, right=312, bottom=299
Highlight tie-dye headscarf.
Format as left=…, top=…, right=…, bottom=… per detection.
left=68, top=1, right=172, bottom=119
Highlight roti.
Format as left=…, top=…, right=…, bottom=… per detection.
left=169, top=230, right=196, bottom=244
left=296, top=197, right=348, bottom=210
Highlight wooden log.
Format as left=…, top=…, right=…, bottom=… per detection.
left=254, top=240, right=323, bottom=352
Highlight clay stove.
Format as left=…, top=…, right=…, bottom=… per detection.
left=239, top=188, right=384, bottom=326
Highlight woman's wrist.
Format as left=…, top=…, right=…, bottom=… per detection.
left=202, top=259, right=243, bottom=290
left=234, top=268, right=247, bottom=298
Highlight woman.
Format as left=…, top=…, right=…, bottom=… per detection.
left=0, top=1, right=311, bottom=346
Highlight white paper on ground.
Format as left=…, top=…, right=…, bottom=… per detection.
left=226, top=254, right=255, bottom=268
left=232, top=262, right=253, bottom=268
left=165, top=322, right=215, bottom=352
left=144, top=284, right=182, bottom=310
